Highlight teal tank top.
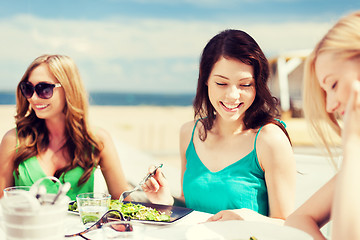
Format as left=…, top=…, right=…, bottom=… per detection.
left=183, top=120, right=268, bottom=215
left=13, top=156, right=95, bottom=201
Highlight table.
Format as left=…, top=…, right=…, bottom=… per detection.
left=0, top=206, right=213, bottom=240
left=1, top=207, right=313, bottom=240
left=64, top=210, right=213, bottom=240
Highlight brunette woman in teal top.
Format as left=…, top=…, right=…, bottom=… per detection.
left=142, top=30, right=296, bottom=224
left=0, top=55, right=130, bottom=200
left=182, top=119, right=269, bottom=215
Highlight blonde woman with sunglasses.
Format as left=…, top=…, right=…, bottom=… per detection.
left=285, top=11, right=360, bottom=240
left=0, top=54, right=130, bottom=200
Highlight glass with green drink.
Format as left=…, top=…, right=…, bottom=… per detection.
left=76, top=192, right=111, bottom=226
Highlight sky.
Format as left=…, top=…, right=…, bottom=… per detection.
left=0, top=0, right=359, bottom=93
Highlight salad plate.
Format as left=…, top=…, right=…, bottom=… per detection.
left=68, top=200, right=194, bottom=225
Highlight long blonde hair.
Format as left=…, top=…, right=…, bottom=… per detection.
left=15, top=54, right=103, bottom=185
left=303, top=11, right=360, bottom=163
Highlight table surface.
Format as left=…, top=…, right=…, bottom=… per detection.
left=0, top=206, right=212, bottom=240
left=64, top=209, right=212, bottom=240
left=0, top=205, right=313, bottom=240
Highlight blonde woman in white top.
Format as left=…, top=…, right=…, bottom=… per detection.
left=285, top=10, right=360, bottom=240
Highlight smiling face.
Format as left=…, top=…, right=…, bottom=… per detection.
left=207, top=57, right=256, bottom=123
left=315, top=52, right=360, bottom=117
left=27, top=63, right=66, bottom=120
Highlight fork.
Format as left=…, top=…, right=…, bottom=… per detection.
left=119, top=163, right=163, bottom=202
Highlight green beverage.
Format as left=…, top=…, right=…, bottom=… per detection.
left=76, top=193, right=111, bottom=226
left=79, top=205, right=108, bottom=225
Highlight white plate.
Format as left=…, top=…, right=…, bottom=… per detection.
left=186, top=220, right=313, bottom=240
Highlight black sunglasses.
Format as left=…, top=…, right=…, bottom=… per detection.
left=65, top=210, right=132, bottom=240
left=19, top=81, right=62, bottom=99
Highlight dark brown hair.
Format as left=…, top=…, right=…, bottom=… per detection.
left=193, top=29, right=290, bottom=142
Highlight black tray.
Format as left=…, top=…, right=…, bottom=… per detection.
left=68, top=200, right=194, bottom=224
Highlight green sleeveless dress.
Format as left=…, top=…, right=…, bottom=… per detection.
left=13, top=156, right=95, bottom=201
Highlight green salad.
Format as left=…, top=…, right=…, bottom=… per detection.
left=69, top=200, right=171, bottom=222
left=110, top=201, right=171, bottom=221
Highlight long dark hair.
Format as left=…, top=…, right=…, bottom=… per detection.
left=193, top=29, right=290, bottom=142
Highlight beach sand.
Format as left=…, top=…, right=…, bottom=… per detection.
left=0, top=105, right=317, bottom=167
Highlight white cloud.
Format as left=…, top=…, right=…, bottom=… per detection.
left=242, top=21, right=333, bottom=57
left=0, top=14, right=333, bottom=92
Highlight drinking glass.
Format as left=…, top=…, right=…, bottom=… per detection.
left=76, top=192, right=111, bottom=226
left=3, top=186, right=31, bottom=197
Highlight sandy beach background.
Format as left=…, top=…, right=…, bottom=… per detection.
left=0, top=105, right=316, bottom=167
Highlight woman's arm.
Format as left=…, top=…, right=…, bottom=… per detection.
left=141, top=121, right=194, bottom=205
left=95, top=127, right=131, bottom=200
left=0, top=129, right=17, bottom=197
left=177, top=121, right=194, bottom=205
left=331, top=81, right=360, bottom=239
left=285, top=175, right=335, bottom=240
left=332, top=144, right=360, bottom=239
left=207, top=208, right=285, bottom=224
left=257, top=123, right=297, bottom=220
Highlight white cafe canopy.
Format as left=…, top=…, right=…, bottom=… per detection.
left=268, top=49, right=311, bottom=112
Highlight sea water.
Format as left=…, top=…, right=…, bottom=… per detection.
left=0, top=92, right=194, bottom=106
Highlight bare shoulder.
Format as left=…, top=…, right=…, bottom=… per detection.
left=92, top=126, right=112, bottom=140
left=89, top=127, right=115, bottom=149
left=0, top=128, right=17, bottom=147
left=90, top=127, right=117, bottom=162
left=180, top=120, right=196, bottom=136
left=256, top=123, right=293, bottom=167
left=257, top=123, right=290, bottom=148
left=179, top=120, right=197, bottom=152
left=0, top=128, right=17, bottom=166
